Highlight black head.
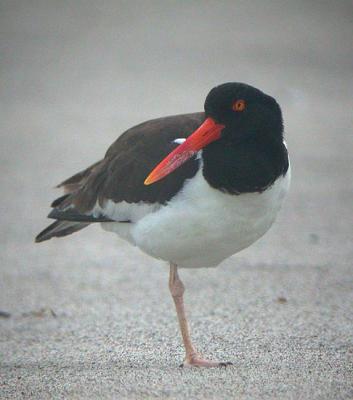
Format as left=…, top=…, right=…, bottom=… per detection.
left=144, top=82, right=288, bottom=193
left=201, top=82, right=288, bottom=194
left=204, top=82, right=284, bottom=145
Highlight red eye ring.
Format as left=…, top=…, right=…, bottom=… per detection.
left=232, top=99, right=246, bottom=112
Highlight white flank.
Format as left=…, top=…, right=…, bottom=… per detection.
left=96, top=200, right=161, bottom=241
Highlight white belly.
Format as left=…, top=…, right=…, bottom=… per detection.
left=102, top=162, right=289, bottom=268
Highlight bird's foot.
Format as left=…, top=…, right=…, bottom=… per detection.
left=180, top=354, right=233, bottom=368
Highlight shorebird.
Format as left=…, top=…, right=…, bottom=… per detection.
left=36, top=82, right=290, bottom=367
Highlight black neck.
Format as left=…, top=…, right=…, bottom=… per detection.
left=201, top=135, right=289, bottom=194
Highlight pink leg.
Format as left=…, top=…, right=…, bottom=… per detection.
left=169, top=263, right=232, bottom=368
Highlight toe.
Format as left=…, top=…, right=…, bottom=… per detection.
left=180, top=357, right=233, bottom=368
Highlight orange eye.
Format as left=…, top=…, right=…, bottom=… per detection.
left=232, top=99, right=246, bottom=112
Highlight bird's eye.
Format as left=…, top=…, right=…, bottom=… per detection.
left=232, top=99, right=246, bottom=112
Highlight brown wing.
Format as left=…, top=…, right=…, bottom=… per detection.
left=57, top=160, right=102, bottom=193
left=49, top=112, right=205, bottom=221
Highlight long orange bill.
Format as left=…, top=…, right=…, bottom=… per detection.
left=144, top=117, right=225, bottom=185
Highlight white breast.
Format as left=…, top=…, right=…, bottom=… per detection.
left=115, top=162, right=289, bottom=268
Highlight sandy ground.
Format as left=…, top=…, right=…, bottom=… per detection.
left=1, top=1, right=352, bottom=399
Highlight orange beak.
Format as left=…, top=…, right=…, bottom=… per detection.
left=144, top=117, right=225, bottom=185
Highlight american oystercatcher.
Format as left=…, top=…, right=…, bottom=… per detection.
left=36, top=82, right=290, bottom=367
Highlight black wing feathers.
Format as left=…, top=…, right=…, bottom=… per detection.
left=35, top=220, right=89, bottom=243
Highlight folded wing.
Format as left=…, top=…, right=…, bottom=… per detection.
left=36, top=112, right=204, bottom=242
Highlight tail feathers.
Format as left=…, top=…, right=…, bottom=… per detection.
left=35, top=220, right=89, bottom=243
left=51, top=194, right=70, bottom=208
